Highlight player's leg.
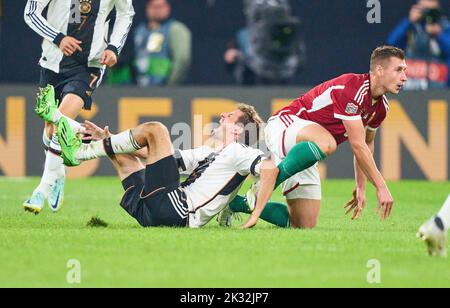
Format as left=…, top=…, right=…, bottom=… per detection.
left=47, top=94, right=84, bottom=211
left=111, top=153, right=147, bottom=225
left=275, top=120, right=336, bottom=188
left=24, top=90, right=81, bottom=213
left=287, top=198, right=321, bottom=229
left=417, top=194, right=450, bottom=257
left=46, top=71, right=102, bottom=211
left=131, top=122, right=174, bottom=165
left=136, top=122, right=188, bottom=227
left=57, top=121, right=162, bottom=166
left=227, top=195, right=290, bottom=228
left=282, top=166, right=322, bottom=229
left=24, top=79, right=88, bottom=214
left=24, top=70, right=63, bottom=214
left=109, top=153, right=145, bottom=182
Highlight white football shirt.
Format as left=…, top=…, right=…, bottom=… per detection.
left=178, top=143, right=264, bottom=228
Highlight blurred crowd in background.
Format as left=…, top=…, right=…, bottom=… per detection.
left=0, top=0, right=449, bottom=88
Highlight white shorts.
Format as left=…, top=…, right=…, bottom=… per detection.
left=265, top=114, right=322, bottom=200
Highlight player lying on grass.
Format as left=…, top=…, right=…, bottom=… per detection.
left=417, top=194, right=450, bottom=257
left=35, top=85, right=287, bottom=228
left=236, top=46, right=408, bottom=229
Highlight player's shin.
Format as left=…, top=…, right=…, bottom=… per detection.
left=76, top=129, right=142, bottom=161
left=275, top=141, right=326, bottom=188
left=35, top=134, right=65, bottom=197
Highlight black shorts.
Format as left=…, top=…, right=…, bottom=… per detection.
left=120, top=155, right=189, bottom=228
left=39, top=66, right=103, bottom=110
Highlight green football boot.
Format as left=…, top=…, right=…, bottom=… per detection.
left=57, top=117, right=82, bottom=167
left=35, top=84, right=58, bottom=122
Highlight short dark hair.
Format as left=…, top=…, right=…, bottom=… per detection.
left=236, top=104, right=264, bottom=147
left=370, top=46, right=405, bottom=70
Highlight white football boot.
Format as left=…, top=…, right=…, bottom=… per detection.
left=245, top=181, right=260, bottom=213
left=23, top=191, right=46, bottom=215
left=417, top=216, right=448, bottom=257
left=48, top=176, right=65, bottom=213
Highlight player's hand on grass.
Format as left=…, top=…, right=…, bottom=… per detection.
left=100, top=50, right=118, bottom=68
left=82, top=120, right=112, bottom=141
left=376, top=186, right=394, bottom=221
left=240, top=214, right=259, bottom=229
left=59, top=36, right=82, bottom=56
left=344, top=187, right=366, bottom=220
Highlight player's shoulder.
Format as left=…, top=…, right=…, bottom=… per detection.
left=336, top=73, right=370, bottom=102
left=334, top=73, right=368, bottom=88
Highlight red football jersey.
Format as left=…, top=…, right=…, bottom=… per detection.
left=275, top=73, right=389, bottom=145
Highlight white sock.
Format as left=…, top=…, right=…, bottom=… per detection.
left=437, top=194, right=450, bottom=231
left=52, top=110, right=84, bottom=134
left=76, top=130, right=142, bottom=161
left=42, top=129, right=51, bottom=148
left=34, top=134, right=65, bottom=198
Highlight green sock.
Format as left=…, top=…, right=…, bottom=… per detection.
left=275, top=141, right=326, bottom=188
left=229, top=195, right=251, bottom=213
left=229, top=195, right=290, bottom=228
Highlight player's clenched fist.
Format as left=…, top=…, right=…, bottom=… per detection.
left=59, top=36, right=82, bottom=56
left=100, top=50, right=118, bottom=68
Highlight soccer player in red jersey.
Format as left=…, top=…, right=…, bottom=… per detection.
left=243, top=46, right=408, bottom=229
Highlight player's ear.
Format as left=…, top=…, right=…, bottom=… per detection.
left=376, top=63, right=384, bottom=76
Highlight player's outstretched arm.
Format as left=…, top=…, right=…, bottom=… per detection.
left=343, top=120, right=394, bottom=220
left=241, top=159, right=279, bottom=229
left=345, top=129, right=376, bottom=220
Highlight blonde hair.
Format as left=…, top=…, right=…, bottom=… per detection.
left=236, top=103, right=264, bottom=146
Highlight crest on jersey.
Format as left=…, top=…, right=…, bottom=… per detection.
left=80, top=0, right=92, bottom=14
left=345, top=102, right=358, bottom=115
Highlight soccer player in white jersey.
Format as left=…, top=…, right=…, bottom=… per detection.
left=23, top=0, right=135, bottom=214
left=35, top=85, right=279, bottom=228
left=417, top=194, right=450, bottom=257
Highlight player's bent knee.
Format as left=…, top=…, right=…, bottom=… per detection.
left=140, top=122, right=171, bottom=145
left=290, top=216, right=318, bottom=229
left=325, top=138, right=337, bottom=155
left=315, top=137, right=337, bottom=156
left=142, top=122, right=169, bottom=137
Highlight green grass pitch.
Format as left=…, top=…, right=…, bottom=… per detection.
left=0, top=177, right=449, bottom=288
